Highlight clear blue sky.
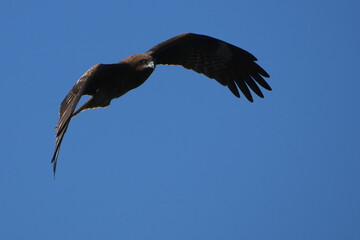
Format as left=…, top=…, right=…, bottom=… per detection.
left=1, top=0, right=359, bottom=239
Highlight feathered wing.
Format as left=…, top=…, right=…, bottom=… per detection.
left=51, top=64, right=104, bottom=174
left=147, top=33, right=271, bottom=102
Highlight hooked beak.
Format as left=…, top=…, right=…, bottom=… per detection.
left=146, top=61, right=155, bottom=69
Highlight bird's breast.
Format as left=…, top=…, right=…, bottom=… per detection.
left=98, top=69, right=152, bottom=100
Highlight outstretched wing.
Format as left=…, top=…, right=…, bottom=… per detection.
left=51, top=64, right=104, bottom=174
left=147, top=33, right=271, bottom=102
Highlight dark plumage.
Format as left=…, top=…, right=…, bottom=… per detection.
left=52, top=33, right=271, bottom=174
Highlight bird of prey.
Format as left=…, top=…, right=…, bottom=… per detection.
left=51, top=33, right=271, bottom=174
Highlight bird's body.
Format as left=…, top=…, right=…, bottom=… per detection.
left=71, top=54, right=155, bottom=116
left=52, top=33, right=271, bottom=174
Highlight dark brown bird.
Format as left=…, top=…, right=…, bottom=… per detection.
left=52, top=33, right=271, bottom=174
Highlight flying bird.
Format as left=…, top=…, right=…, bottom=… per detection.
left=51, top=33, right=271, bottom=174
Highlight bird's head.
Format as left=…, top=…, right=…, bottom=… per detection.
left=121, top=53, right=155, bottom=72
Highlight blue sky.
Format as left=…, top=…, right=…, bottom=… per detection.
left=1, top=0, right=359, bottom=239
